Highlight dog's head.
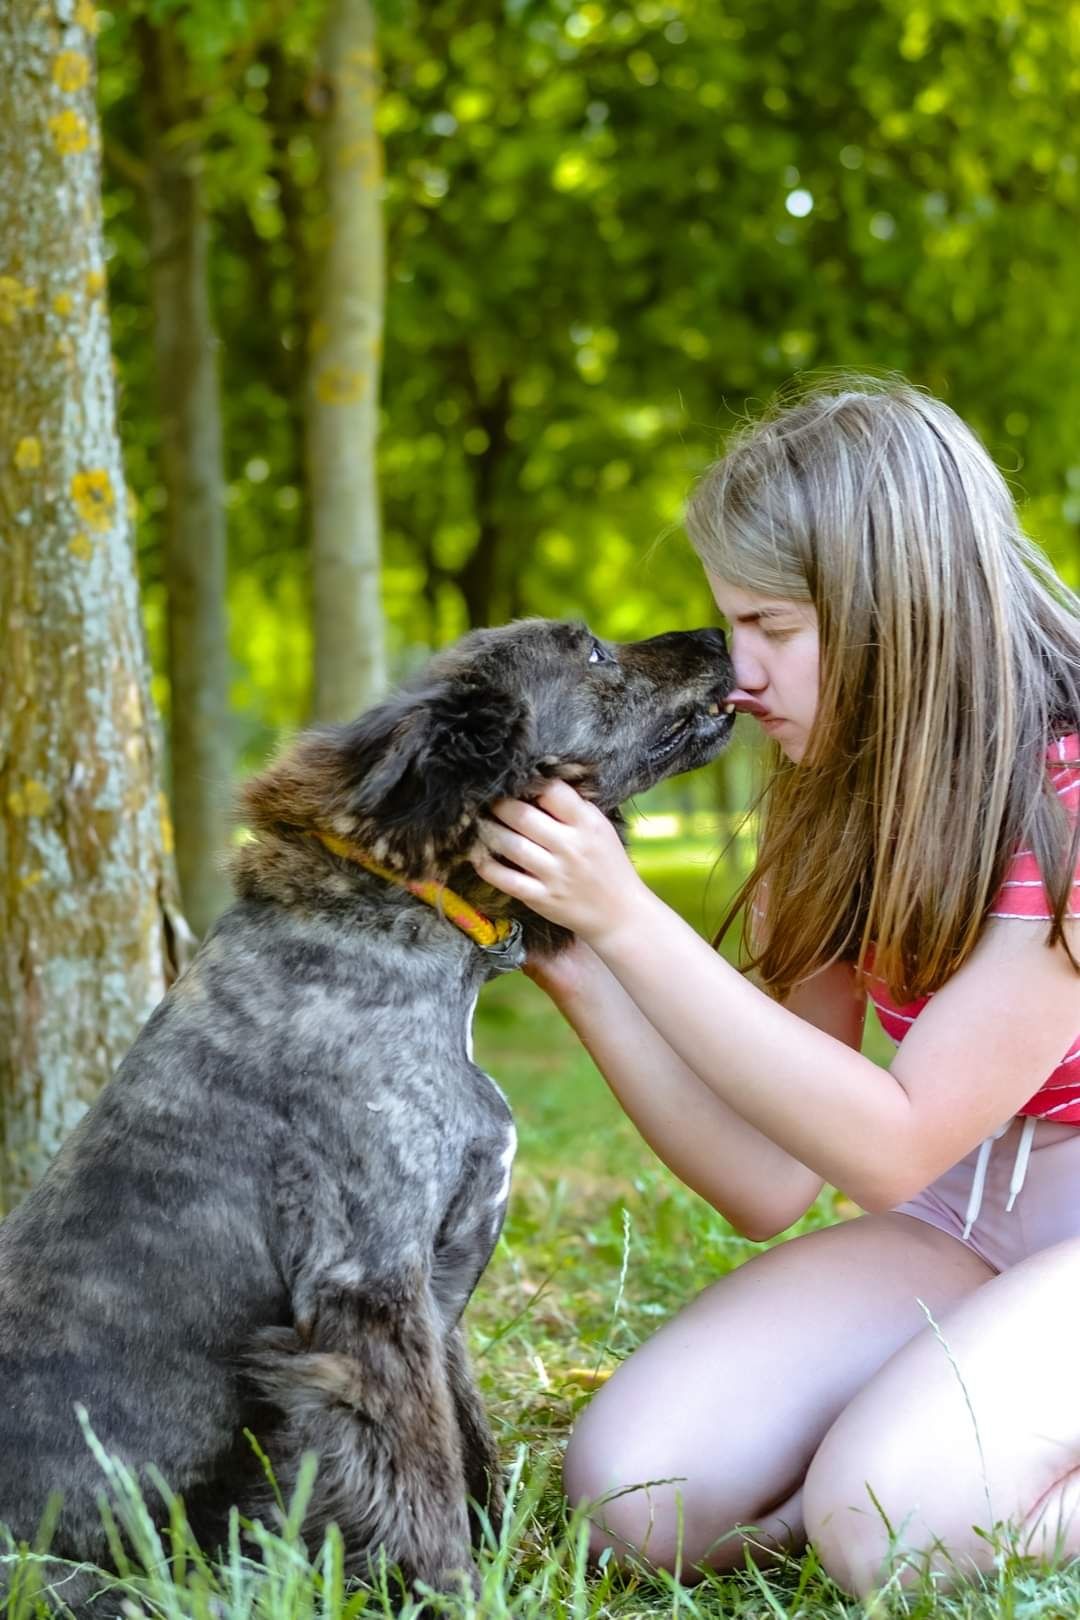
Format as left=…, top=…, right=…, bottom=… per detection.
left=240, top=620, right=733, bottom=881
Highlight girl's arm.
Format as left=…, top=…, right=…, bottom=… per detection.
left=529, top=947, right=864, bottom=1239
left=474, top=784, right=1080, bottom=1211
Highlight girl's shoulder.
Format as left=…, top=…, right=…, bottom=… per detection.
left=870, top=735, right=1080, bottom=1016
left=988, top=733, right=1080, bottom=922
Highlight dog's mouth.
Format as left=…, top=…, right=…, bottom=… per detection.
left=646, top=694, right=736, bottom=771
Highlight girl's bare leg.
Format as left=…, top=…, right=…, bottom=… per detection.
left=804, top=1233, right=1080, bottom=1593
left=563, top=1211, right=992, bottom=1577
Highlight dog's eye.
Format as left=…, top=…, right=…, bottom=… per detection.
left=587, top=638, right=611, bottom=665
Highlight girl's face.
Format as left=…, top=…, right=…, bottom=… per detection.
left=709, top=576, right=821, bottom=763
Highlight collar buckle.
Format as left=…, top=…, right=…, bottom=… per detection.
left=479, top=917, right=526, bottom=973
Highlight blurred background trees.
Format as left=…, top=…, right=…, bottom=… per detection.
left=95, top=0, right=1080, bottom=772
left=95, top=0, right=1080, bottom=751
left=3, top=0, right=1080, bottom=1192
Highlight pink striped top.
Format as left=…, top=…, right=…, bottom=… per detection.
left=866, top=735, right=1080, bottom=1124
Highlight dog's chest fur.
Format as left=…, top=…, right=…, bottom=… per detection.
left=0, top=888, right=515, bottom=1551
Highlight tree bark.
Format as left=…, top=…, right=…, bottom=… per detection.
left=0, top=0, right=188, bottom=1211
left=457, top=375, right=512, bottom=630
left=306, top=0, right=387, bottom=721
left=140, top=15, right=231, bottom=937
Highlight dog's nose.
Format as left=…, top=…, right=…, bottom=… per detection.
left=689, top=625, right=732, bottom=667
left=700, top=626, right=729, bottom=654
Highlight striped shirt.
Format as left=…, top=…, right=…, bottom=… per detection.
left=866, top=735, right=1080, bottom=1124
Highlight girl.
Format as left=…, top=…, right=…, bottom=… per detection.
left=470, top=379, right=1080, bottom=1594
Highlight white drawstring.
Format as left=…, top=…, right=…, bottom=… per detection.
left=961, top=1117, right=1036, bottom=1241
left=1006, top=1114, right=1037, bottom=1212
left=961, top=1123, right=1009, bottom=1241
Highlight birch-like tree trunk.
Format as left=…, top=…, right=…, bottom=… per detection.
left=0, top=0, right=188, bottom=1211
left=140, top=14, right=231, bottom=937
left=306, top=0, right=387, bottom=721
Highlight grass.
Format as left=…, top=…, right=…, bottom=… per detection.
left=3, top=840, right=1078, bottom=1618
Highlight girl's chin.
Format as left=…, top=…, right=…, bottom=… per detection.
left=758, top=717, right=806, bottom=762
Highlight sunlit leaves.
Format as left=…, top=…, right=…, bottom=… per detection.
left=96, top=0, right=1080, bottom=752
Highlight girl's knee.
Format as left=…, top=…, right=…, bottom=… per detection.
left=563, top=1428, right=679, bottom=1569
left=563, top=1425, right=759, bottom=1576
left=802, top=1436, right=896, bottom=1595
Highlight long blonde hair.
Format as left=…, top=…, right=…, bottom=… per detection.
left=686, top=376, right=1080, bottom=1002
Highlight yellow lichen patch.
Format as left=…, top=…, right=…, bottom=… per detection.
left=85, top=267, right=106, bottom=298
left=337, top=136, right=379, bottom=172
left=158, top=792, right=175, bottom=856
left=315, top=365, right=367, bottom=406
left=69, top=532, right=93, bottom=561
left=343, top=59, right=378, bottom=96
left=75, top=0, right=100, bottom=34
left=53, top=51, right=90, bottom=93
left=8, top=780, right=52, bottom=818
left=48, top=109, right=91, bottom=155
left=71, top=468, right=116, bottom=530
left=55, top=334, right=74, bottom=361
left=14, top=437, right=42, bottom=471
left=123, top=680, right=142, bottom=728
left=53, top=291, right=74, bottom=317
left=19, top=870, right=44, bottom=892
left=0, top=277, right=38, bottom=323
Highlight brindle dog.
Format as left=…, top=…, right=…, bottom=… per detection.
left=0, top=618, right=733, bottom=1609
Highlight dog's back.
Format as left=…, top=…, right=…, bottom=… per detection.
left=0, top=902, right=293, bottom=1561
left=0, top=892, right=505, bottom=1576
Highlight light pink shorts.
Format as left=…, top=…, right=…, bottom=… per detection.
left=893, top=1116, right=1080, bottom=1273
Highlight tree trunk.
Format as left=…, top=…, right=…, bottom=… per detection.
left=140, top=15, right=231, bottom=937
left=306, top=0, right=387, bottom=722
left=0, top=0, right=189, bottom=1211
left=457, top=376, right=512, bottom=630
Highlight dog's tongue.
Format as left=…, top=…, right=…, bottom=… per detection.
left=725, top=689, right=769, bottom=717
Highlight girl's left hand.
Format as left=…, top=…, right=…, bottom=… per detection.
left=470, top=779, right=650, bottom=942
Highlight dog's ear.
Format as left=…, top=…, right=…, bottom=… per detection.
left=333, top=675, right=533, bottom=871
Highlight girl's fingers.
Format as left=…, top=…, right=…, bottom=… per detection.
left=532, top=778, right=594, bottom=823
left=476, top=818, right=557, bottom=875
left=490, top=779, right=596, bottom=840
left=488, top=797, right=570, bottom=850
left=470, top=847, right=544, bottom=903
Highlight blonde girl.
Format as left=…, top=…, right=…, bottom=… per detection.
left=471, top=379, right=1080, bottom=1593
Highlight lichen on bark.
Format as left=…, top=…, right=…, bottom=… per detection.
left=0, top=0, right=188, bottom=1211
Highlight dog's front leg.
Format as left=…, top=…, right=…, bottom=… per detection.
left=445, top=1324, right=504, bottom=1545
left=248, top=1275, right=476, bottom=1595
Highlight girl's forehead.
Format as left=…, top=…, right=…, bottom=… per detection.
left=707, top=575, right=811, bottom=623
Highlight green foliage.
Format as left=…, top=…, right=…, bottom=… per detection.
left=96, top=0, right=1080, bottom=757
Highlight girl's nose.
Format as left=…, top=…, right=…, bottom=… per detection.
left=731, top=640, right=767, bottom=694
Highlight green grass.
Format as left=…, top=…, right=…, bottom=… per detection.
left=3, top=840, right=1077, bottom=1617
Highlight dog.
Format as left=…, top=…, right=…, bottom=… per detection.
left=0, top=617, right=733, bottom=1608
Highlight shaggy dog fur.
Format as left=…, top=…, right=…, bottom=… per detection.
left=0, top=617, right=733, bottom=1610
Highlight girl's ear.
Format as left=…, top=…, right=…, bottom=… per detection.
left=337, top=676, right=534, bottom=869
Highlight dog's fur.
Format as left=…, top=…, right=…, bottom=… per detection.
left=0, top=618, right=732, bottom=1607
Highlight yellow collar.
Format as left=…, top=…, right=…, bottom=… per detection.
left=316, top=830, right=521, bottom=955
